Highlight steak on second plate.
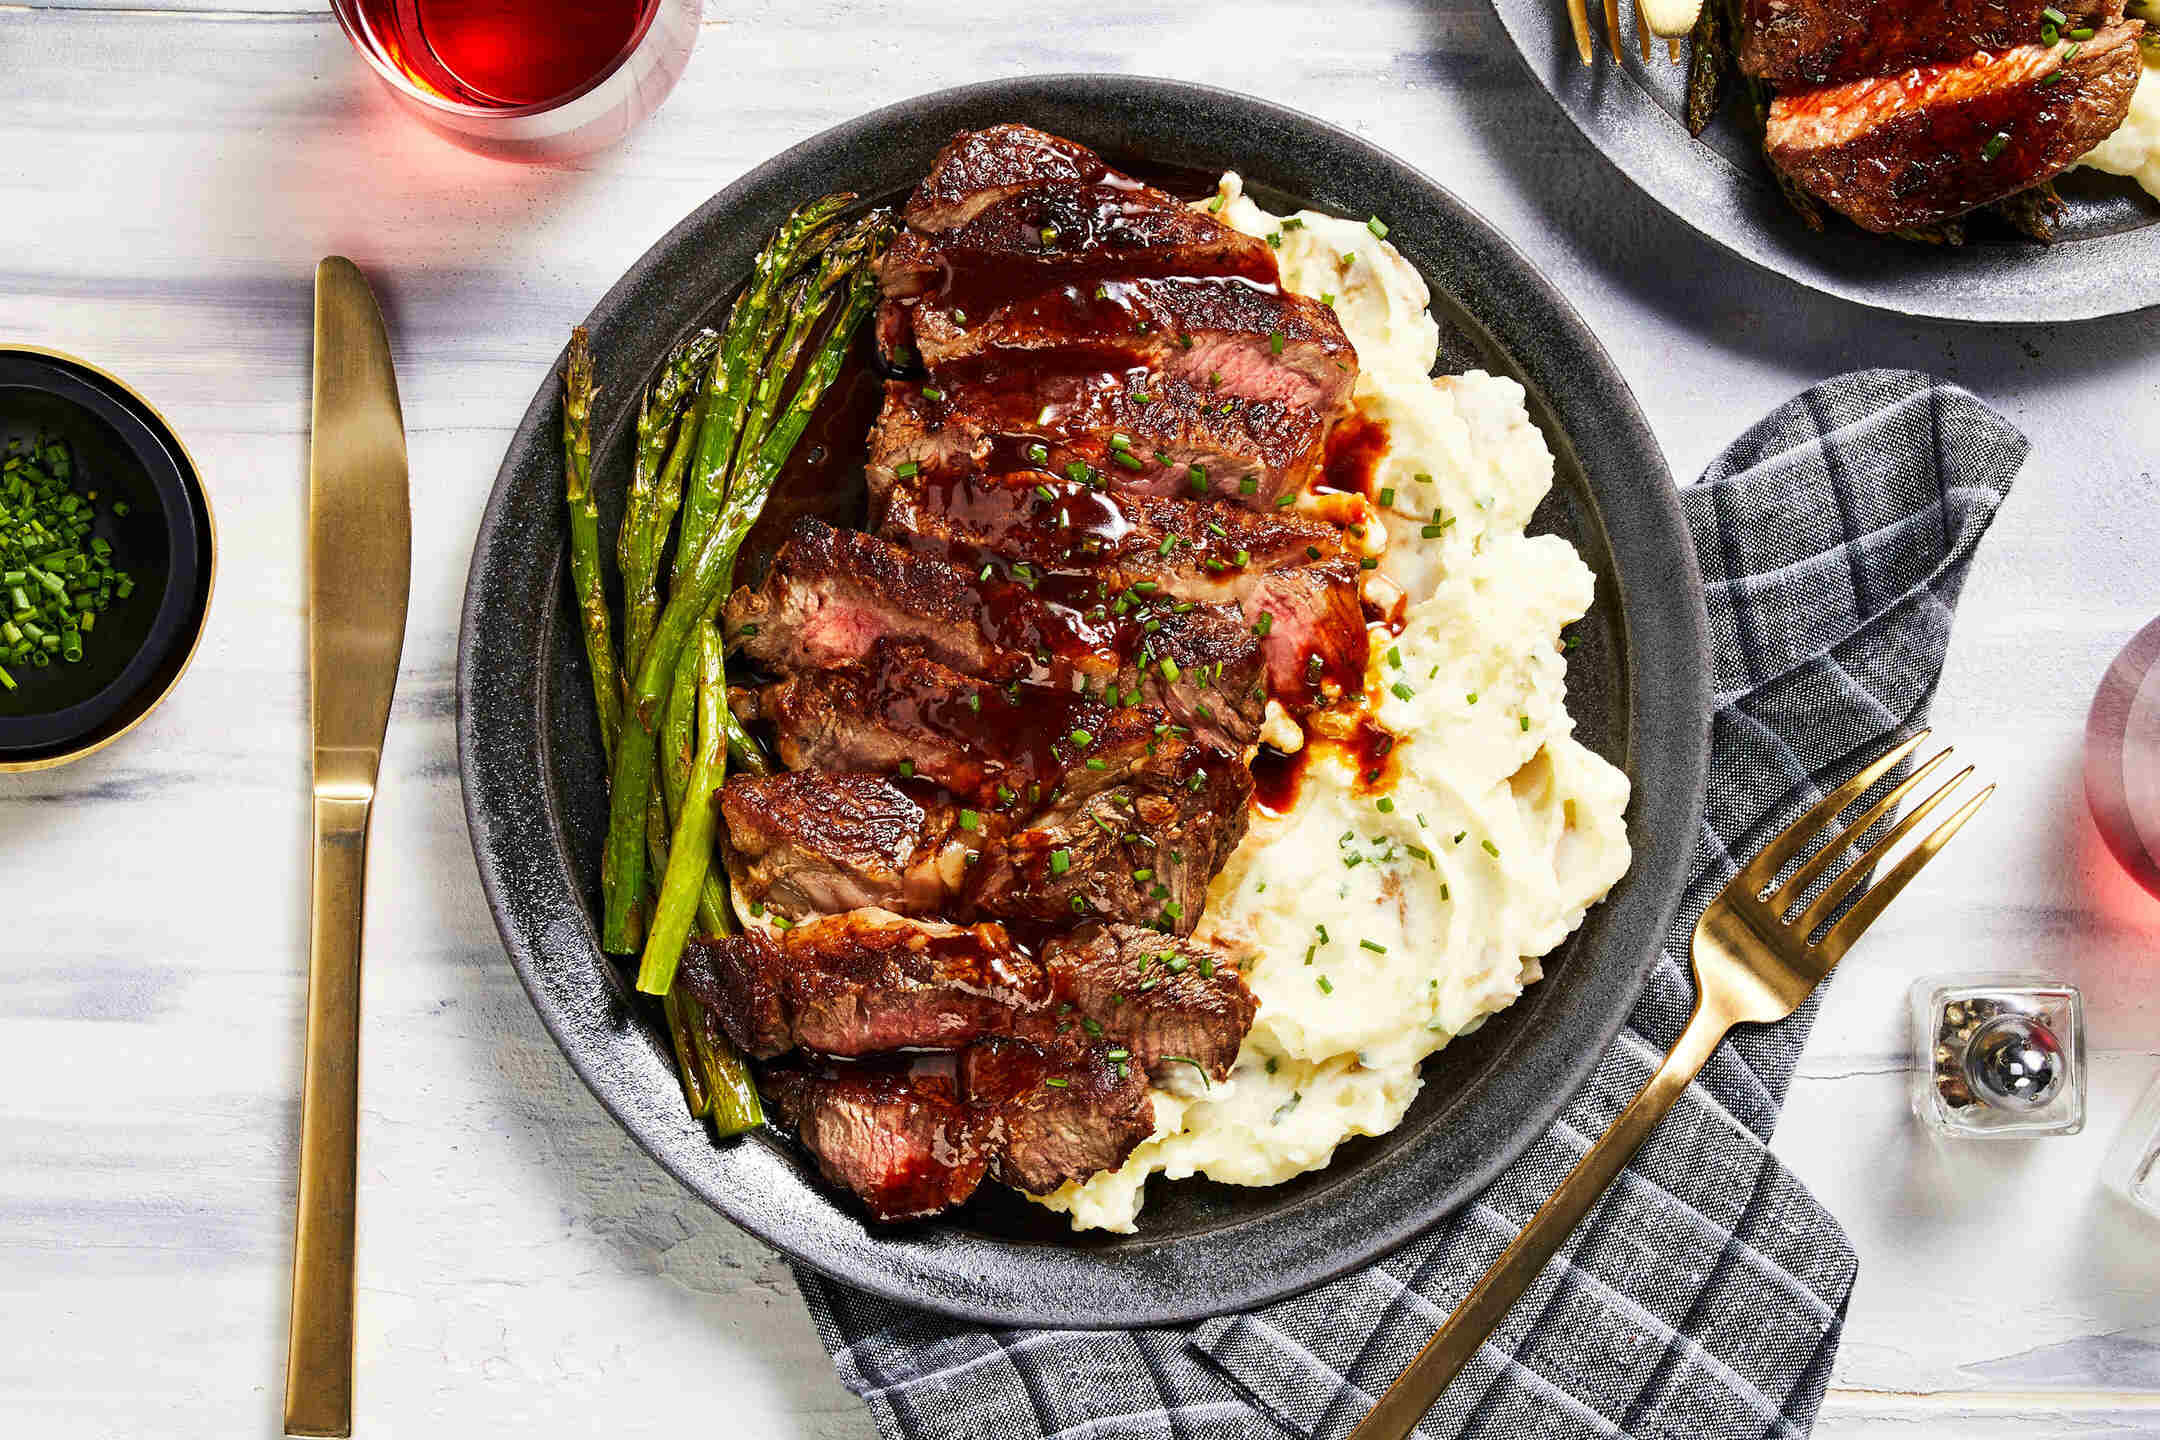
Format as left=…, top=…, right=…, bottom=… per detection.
left=1766, top=23, right=2145, bottom=232
left=1738, top=0, right=2124, bottom=86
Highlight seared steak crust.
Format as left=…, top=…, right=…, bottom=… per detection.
left=875, top=459, right=1344, bottom=607
left=965, top=746, right=1251, bottom=936
left=903, top=124, right=1108, bottom=232
left=729, top=519, right=1266, bottom=750
left=1039, top=925, right=1257, bottom=1082
left=1764, top=22, right=2144, bottom=231
left=680, top=908, right=1046, bottom=1058
left=870, top=371, right=1329, bottom=509
left=959, top=1037, right=1157, bottom=1194
left=719, top=770, right=968, bottom=920
left=1739, top=0, right=2122, bottom=85
left=908, top=275, right=1355, bottom=417
left=760, top=1061, right=991, bottom=1222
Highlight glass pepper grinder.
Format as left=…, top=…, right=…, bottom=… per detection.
left=1909, top=975, right=2086, bottom=1138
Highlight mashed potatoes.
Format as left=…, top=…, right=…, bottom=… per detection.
left=1033, top=176, right=1635, bottom=1233
left=2077, top=54, right=2160, bottom=199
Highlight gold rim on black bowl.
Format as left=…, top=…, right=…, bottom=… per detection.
left=0, top=345, right=216, bottom=773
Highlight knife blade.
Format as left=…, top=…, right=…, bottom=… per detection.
left=285, top=256, right=410, bottom=1439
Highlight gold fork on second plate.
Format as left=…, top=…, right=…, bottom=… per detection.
left=1347, top=729, right=1991, bottom=1440
left=1567, top=0, right=1703, bottom=65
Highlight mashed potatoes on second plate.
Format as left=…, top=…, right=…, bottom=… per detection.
left=1034, top=176, right=1635, bottom=1233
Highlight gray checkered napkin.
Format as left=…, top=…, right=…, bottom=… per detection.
left=794, top=369, right=2027, bottom=1440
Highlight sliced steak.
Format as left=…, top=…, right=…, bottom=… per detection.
left=903, top=124, right=1107, bottom=232
left=1245, top=555, right=1371, bottom=707
left=883, top=125, right=1279, bottom=307
left=958, top=1037, right=1156, bottom=1194
left=760, top=1061, right=990, bottom=1221
left=677, top=908, right=1047, bottom=1058
left=1739, top=0, right=2123, bottom=86
left=874, top=460, right=1345, bottom=609
left=756, top=640, right=1189, bottom=811
left=719, top=770, right=969, bottom=919
left=725, top=516, right=1025, bottom=681
left=908, top=275, right=1355, bottom=417
left=964, top=741, right=1252, bottom=936
left=1038, top=925, right=1257, bottom=1082
left=727, top=519, right=1266, bottom=750
left=869, top=373, right=1328, bottom=508
left=1766, top=24, right=2145, bottom=232
left=880, top=182, right=1277, bottom=305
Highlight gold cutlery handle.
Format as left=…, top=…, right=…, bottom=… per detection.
left=284, top=790, right=375, bottom=1438
left=1348, top=1002, right=1734, bottom=1440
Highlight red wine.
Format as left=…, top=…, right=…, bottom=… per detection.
left=2089, top=616, right=2160, bottom=900
left=345, top=0, right=652, bottom=108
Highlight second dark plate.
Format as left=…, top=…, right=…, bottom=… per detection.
left=1487, top=0, right=2160, bottom=322
left=459, top=75, right=1710, bottom=1327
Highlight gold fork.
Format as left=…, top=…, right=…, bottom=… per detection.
left=1348, top=730, right=1990, bottom=1440
left=1567, top=0, right=1703, bottom=64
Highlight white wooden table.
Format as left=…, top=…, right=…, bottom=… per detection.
left=4, top=3, right=2158, bottom=1436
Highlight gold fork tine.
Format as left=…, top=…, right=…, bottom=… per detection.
left=1635, top=1, right=1653, bottom=59
left=1568, top=0, right=1596, bottom=64
left=1789, top=763, right=1974, bottom=938
left=1770, top=746, right=1953, bottom=911
left=1736, top=730, right=1929, bottom=893
left=1816, top=783, right=1993, bottom=965
left=1603, top=0, right=1625, bottom=58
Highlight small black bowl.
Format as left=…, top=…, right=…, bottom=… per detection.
left=0, top=348, right=214, bottom=772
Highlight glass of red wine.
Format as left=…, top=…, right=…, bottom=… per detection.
left=2088, top=615, right=2160, bottom=902
left=330, top=0, right=701, bottom=161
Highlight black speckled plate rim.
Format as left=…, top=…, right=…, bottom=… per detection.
left=459, top=74, right=1711, bottom=1329
left=1486, top=0, right=2160, bottom=324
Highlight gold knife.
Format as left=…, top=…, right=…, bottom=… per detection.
left=285, top=257, right=411, bottom=1439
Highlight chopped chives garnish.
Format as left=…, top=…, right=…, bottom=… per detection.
left=1317, top=974, right=1334, bottom=994
left=1360, top=939, right=1386, bottom=953
left=1982, top=131, right=2011, bottom=161
left=959, top=809, right=981, bottom=831
left=894, top=460, right=920, bottom=478
left=1366, top=216, right=1389, bottom=238
left=1049, top=848, right=1072, bottom=874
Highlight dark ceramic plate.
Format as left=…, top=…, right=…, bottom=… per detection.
left=459, top=75, right=1710, bottom=1327
left=1488, top=0, right=2160, bottom=321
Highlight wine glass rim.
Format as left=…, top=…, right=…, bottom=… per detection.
left=328, top=0, right=671, bottom=119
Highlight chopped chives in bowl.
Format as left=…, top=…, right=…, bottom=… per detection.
left=0, top=436, right=132, bottom=692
